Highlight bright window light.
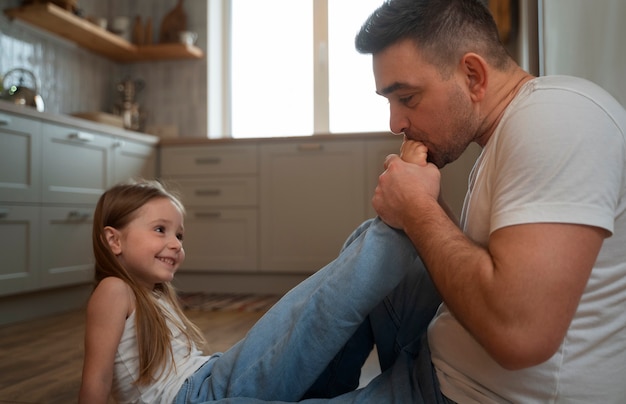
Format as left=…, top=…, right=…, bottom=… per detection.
left=230, top=0, right=388, bottom=138
left=231, top=0, right=313, bottom=138
left=328, top=0, right=388, bottom=133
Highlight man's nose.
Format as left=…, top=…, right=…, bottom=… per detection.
left=389, top=107, right=408, bottom=136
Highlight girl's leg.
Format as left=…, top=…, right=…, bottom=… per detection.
left=199, top=268, right=445, bottom=404
left=186, top=217, right=419, bottom=402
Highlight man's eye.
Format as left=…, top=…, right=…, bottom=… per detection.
left=399, top=95, right=413, bottom=105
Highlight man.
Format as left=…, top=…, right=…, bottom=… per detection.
left=357, top=0, right=626, bottom=402
left=205, top=1, right=626, bottom=402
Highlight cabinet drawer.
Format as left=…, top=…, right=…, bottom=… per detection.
left=181, top=208, right=258, bottom=272
left=0, top=112, right=42, bottom=203
left=160, top=144, right=258, bottom=177
left=42, top=123, right=111, bottom=204
left=170, top=177, right=258, bottom=207
left=40, top=206, right=95, bottom=289
left=0, top=205, right=40, bottom=296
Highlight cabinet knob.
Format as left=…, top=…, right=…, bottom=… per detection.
left=0, top=115, right=11, bottom=125
left=0, top=209, right=8, bottom=219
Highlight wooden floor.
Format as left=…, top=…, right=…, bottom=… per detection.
left=0, top=307, right=379, bottom=403
left=0, top=308, right=264, bottom=404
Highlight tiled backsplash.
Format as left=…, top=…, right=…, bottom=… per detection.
left=0, top=0, right=208, bottom=137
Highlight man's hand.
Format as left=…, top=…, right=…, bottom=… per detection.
left=372, top=140, right=441, bottom=229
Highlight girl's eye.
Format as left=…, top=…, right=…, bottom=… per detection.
left=176, top=233, right=184, bottom=242
left=155, top=226, right=165, bottom=233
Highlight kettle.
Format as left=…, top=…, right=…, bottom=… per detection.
left=0, top=68, right=45, bottom=112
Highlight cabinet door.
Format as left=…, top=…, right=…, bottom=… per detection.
left=364, top=137, right=403, bottom=218
left=111, top=138, right=157, bottom=185
left=0, top=205, right=40, bottom=296
left=182, top=208, right=258, bottom=272
left=40, top=206, right=94, bottom=289
left=260, top=140, right=366, bottom=273
left=42, top=123, right=111, bottom=204
left=0, top=112, right=42, bottom=203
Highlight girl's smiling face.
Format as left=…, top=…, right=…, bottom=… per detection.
left=106, top=197, right=185, bottom=290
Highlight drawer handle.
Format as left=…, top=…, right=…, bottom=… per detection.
left=0, top=209, right=8, bottom=219
left=195, top=212, right=222, bottom=219
left=195, top=157, right=221, bottom=165
left=67, top=211, right=92, bottom=221
left=297, top=143, right=323, bottom=151
left=195, top=189, right=222, bottom=197
left=68, top=132, right=95, bottom=142
left=0, top=115, right=11, bottom=125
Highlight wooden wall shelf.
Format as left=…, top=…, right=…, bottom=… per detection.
left=4, top=3, right=203, bottom=63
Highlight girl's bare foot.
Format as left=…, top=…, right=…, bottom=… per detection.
left=400, top=139, right=428, bottom=166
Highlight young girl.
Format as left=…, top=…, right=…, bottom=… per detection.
left=79, top=148, right=440, bottom=403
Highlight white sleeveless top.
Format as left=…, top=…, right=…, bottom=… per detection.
left=111, top=299, right=212, bottom=403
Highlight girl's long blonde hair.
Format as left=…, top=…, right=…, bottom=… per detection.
left=92, top=179, right=206, bottom=385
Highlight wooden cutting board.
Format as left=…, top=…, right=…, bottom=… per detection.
left=71, top=112, right=124, bottom=128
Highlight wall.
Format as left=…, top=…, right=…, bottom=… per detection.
left=0, top=0, right=208, bottom=137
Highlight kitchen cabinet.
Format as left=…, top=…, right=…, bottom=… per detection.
left=259, top=140, right=368, bottom=273
left=0, top=112, right=42, bottom=296
left=3, top=3, right=203, bottom=63
left=0, top=205, right=40, bottom=296
left=40, top=206, right=94, bottom=288
left=0, top=112, right=42, bottom=203
left=158, top=136, right=403, bottom=277
left=160, top=144, right=259, bottom=272
left=364, top=138, right=404, bottom=218
left=0, top=108, right=157, bottom=297
left=111, top=137, right=157, bottom=185
left=42, top=123, right=111, bottom=205
left=182, top=207, right=258, bottom=271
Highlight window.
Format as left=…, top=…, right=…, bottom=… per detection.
left=226, top=0, right=388, bottom=138
left=328, top=0, right=390, bottom=134
left=231, top=0, right=313, bottom=137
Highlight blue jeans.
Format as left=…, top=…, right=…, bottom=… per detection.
left=175, top=218, right=444, bottom=403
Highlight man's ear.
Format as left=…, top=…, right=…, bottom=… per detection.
left=104, top=226, right=122, bottom=255
left=460, top=52, right=488, bottom=102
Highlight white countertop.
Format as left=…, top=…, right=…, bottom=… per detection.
left=0, top=100, right=159, bottom=145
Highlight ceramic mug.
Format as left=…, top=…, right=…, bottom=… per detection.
left=178, top=31, right=198, bottom=46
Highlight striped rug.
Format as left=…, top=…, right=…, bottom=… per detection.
left=178, top=292, right=281, bottom=312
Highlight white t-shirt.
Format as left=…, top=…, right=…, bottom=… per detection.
left=428, top=76, right=626, bottom=403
